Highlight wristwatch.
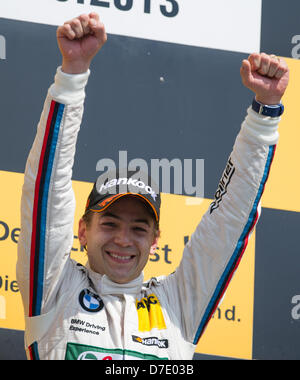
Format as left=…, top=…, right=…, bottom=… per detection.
left=252, top=98, right=284, bottom=117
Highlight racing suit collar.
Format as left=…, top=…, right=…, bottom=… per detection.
left=86, top=265, right=144, bottom=296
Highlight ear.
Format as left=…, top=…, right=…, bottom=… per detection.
left=78, top=218, right=88, bottom=248
left=150, top=233, right=160, bottom=256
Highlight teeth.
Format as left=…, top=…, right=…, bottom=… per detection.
left=109, top=252, right=132, bottom=260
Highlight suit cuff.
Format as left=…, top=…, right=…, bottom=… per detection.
left=49, top=66, right=90, bottom=104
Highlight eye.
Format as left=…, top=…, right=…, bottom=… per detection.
left=133, top=226, right=148, bottom=233
left=101, top=222, right=116, bottom=228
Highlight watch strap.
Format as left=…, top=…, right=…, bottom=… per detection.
left=252, top=98, right=284, bottom=117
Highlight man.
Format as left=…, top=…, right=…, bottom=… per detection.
left=17, top=13, right=289, bottom=360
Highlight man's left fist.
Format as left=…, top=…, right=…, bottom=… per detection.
left=240, top=53, right=289, bottom=105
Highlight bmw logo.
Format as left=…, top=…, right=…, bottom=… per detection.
left=79, top=289, right=104, bottom=313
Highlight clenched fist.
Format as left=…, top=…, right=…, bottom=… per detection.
left=57, top=13, right=107, bottom=74
left=240, top=53, right=289, bottom=105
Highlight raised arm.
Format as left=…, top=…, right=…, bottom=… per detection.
left=16, top=14, right=107, bottom=317
left=159, top=53, right=289, bottom=344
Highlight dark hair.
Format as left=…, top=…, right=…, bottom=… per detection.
left=82, top=209, right=94, bottom=228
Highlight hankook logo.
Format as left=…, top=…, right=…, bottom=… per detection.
left=97, top=177, right=157, bottom=201
left=132, top=335, right=168, bottom=348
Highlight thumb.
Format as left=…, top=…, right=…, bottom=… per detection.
left=240, top=59, right=252, bottom=86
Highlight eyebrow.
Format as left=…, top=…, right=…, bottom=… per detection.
left=101, top=212, right=151, bottom=227
left=101, top=212, right=120, bottom=219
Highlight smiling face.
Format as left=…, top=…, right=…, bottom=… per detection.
left=78, top=196, right=159, bottom=284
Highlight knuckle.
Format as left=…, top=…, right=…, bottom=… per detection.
left=71, top=18, right=81, bottom=27
left=251, top=52, right=260, bottom=59
left=278, top=62, right=286, bottom=70
left=79, top=14, right=89, bottom=24
left=63, top=24, right=72, bottom=33
left=90, top=12, right=99, bottom=19
left=260, top=55, right=269, bottom=64
left=269, top=59, right=279, bottom=68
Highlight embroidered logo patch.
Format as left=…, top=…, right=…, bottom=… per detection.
left=132, top=335, right=168, bottom=348
left=79, top=289, right=104, bottom=313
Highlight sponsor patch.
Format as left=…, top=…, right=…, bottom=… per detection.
left=132, top=335, right=168, bottom=348
left=210, top=157, right=235, bottom=214
left=65, top=343, right=168, bottom=360
left=135, top=294, right=166, bottom=332
left=97, top=177, right=157, bottom=201
left=79, top=289, right=104, bottom=313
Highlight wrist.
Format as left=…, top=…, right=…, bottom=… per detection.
left=61, top=59, right=91, bottom=75
left=255, top=95, right=282, bottom=106
left=252, top=97, right=284, bottom=118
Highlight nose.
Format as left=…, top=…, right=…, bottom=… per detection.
left=113, top=226, right=133, bottom=247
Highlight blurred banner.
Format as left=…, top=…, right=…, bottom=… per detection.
left=0, top=0, right=261, bottom=52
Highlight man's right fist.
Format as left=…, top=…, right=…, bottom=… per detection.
left=57, top=13, right=107, bottom=74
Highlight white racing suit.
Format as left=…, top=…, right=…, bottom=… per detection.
left=17, top=68, right=280, bottom=360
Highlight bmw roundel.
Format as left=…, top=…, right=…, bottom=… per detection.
left=79, top=289, right=104, bottom=313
